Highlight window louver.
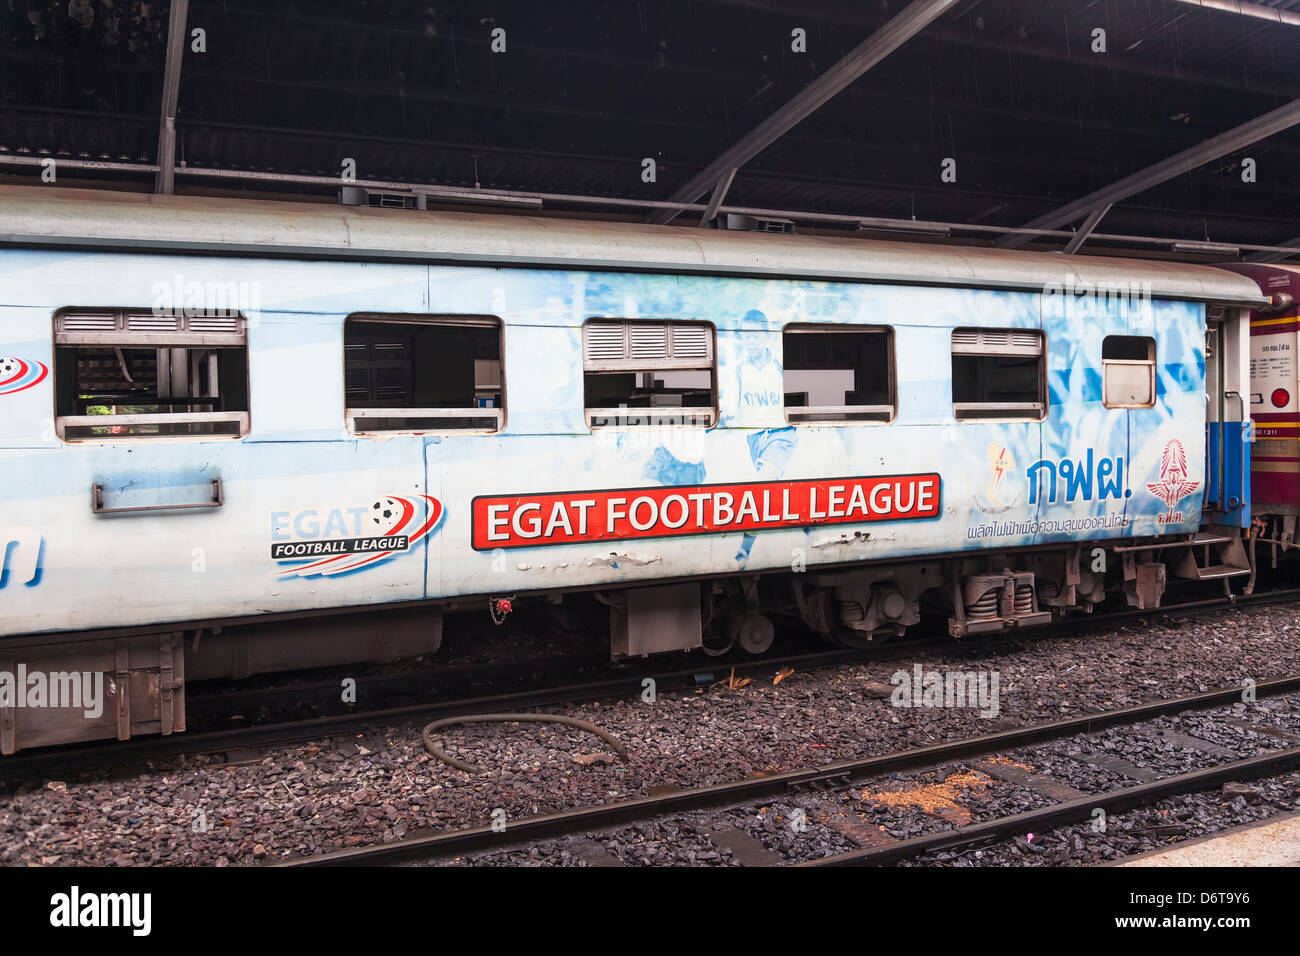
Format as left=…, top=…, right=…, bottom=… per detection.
left=583, top=319, right=713, bottom=370
left=671, top=324, right=711, bottom=360
left=59, top=312, right=119, bottom=332
left=126, top=313, right=181, bottom=333
left=55, top=309, right=247, bottom=345
left=629, top=324, right=670, bottom=361
left=188, top=314, right=243, bottom=334
left=951, top=328, right=1043, bottom=356
left=581, top=322, right=627, bottom=363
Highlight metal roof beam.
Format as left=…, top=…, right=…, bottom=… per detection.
left=154, top=0, right=190, bottom=195
left=1246, top=236, right=1300, bottom=263
left=648, top=0, right=959, bottom=225
left=696, top=0, right=1300, bottom=98
left=8, top=153, right=1300, bottom=262
left=1168, top=0, right=1300, bottom=28
left=1063, top=203, right=1113, bottom=255
left=997, top=98, right=1300, bottom=249
left=698, top=168, right=738, bottom=228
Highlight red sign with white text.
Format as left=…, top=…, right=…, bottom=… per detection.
left=471, top=474, right=941, bottom=550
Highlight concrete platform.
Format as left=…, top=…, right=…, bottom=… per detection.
left=1118, top=811, right=1300, bottom=867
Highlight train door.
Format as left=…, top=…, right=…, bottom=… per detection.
left=413, top=315, right=505, bottom=602
left=1205, top=307, right=1251, bottom=527
left=1206, top=323, right=1224, bottom=511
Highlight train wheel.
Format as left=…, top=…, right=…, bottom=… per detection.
left=716, top=609, right=775, bottom=655
left=701, top=629, right=735, bottom=656
left=735, top=612, right=775, bottom=655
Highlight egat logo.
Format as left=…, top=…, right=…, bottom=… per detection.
left=270, top=495, right=444, bottom=577
left=0, top=357, right=48, bottom=396
left=971, top=443, right=1022, bottom=515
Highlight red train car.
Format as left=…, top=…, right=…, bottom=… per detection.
left=1225, top=264, right=1300, bottom=547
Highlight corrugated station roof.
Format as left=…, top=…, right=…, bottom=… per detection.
left=1, top=0, right=1298, bottom=254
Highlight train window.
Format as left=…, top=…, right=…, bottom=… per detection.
left=1102, top=335, right=1156, bottom=408
left=52, top=309, right=249, bottom=440
left=782, top=326, right=894, bottom=424
left=951, top=328, right=1046, bottom=421
left=344, top=315, right=503, bottom=433
left=582, top=320, right=716, bottom=427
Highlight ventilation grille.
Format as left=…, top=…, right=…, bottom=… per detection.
left=952, top=328, right=1043, bottom=355
left=55, top=309, right=247, bottom=345
left=188, top=314, right=242, bottom=334
left=60, top=312, right=119, bottom=332
left=339, top=185, right=425, bottom=210
left=127, top=313, right=181, bottom=333
left=584, top=320, right=714, bottom=369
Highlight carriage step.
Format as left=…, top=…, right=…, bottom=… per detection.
left=1188, top=533, right=1235, bottom=547
left=1183, top=563, right=1251, bottom=581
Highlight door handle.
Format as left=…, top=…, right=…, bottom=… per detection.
left=92, top=477, right=224, bottom=515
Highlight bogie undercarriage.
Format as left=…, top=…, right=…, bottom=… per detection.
left=0, top=528, right=1256, bottom=754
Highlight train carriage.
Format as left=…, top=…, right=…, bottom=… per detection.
left=0, top=186, right=1264, bottom=752
left=1224, top=263, right=1300, bottom=552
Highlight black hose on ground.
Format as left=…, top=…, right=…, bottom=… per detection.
left=422, top=713, right=628, bottom=774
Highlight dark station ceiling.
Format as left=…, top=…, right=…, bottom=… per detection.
left=2, top=0, right=1299, bottom=254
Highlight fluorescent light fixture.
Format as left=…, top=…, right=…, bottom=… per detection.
left=1171, top=241, right=1241, bottom=256
left=412, top=187, right=543, bottom=209
left=858, top=218, right=951, bottom=239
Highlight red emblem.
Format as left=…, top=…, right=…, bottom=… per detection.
left=1145, top=439, right=1200, bottom=517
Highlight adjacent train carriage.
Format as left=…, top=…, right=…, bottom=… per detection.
left=0, top=186, right=1264, bottom=751
left=1224, top=263, right=1300, bottom=553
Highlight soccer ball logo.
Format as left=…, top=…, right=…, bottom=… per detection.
left=371, top=498, right=401, bottom=532
left=0, top=357, right=48, bottom=395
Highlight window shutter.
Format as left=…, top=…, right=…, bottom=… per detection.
left=55, top=309, right=247, bottom=346
left=58, top=312, right=119, bottom=334
left=583, top=321, right=628, bottom=364
left=952, top=328, right=1043, bottom=356
left=628, top=323, right=670, bottom=361
left=670, top=324, right=712, bottom=362
left=584, top=320, right=712, bottom=370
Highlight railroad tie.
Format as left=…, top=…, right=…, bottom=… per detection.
left=563, top=837, right=624, bottom=868
left=706, top=827, right=783, bottom=867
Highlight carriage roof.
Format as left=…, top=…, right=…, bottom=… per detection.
left=0, top=185, right=1266, bottom=309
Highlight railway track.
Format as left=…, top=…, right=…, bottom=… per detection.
left=0, top=643, right=885, bottom=784
left=802, top=746, right=1300, bottom=866
left=281, top=671, right=1300, bottom=867
left=4, top=587, right=1298, bottom=786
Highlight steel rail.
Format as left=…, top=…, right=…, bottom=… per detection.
left=802, top=744, right=1300, bottom=866
left=4, top=588, right=1298, bottom=783
left=280, top=672, right=1300, bottom=866
left=0, top=644, right=893, bottom=784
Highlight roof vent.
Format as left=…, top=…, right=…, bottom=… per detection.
left=339, top=186, right=426, bottom=210
left=722, top=213, right=795, bottom=234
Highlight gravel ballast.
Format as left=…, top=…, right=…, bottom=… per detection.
left=4, top=603, right=1300, bottom=866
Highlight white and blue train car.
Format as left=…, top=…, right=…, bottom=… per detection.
left=0, top=186, right=1262, bottom=750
